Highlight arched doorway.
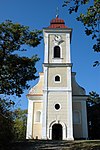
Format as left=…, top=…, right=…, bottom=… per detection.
left=52, top=124, right=62, bottom=140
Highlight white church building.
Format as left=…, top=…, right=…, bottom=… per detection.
left=26, top=16, right=88, bottom=140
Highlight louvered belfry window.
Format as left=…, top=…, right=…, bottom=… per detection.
left=54, top=46, right=60, bottom=58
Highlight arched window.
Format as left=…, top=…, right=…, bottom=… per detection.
left=55, top=75, right=61, bottom=83
left=54, top=46, right=60, bottom=58
left=55, top=75, right=60, bottom=81
left=35, top=111, right=41, bottom=122
left=73, top=111, right=81, bottom=124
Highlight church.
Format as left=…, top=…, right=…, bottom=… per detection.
left=26, top=16, right=88, bottom=140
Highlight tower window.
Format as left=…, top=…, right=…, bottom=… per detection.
left=54, top=46, right=60, bottom=58
left=55, top=75, right=60, bottom=81
left=55, top=75, right=60, bottom=82
left=54, top=75, right=61, bottom=83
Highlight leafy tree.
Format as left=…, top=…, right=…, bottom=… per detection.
left=13, top=108, right=27, bottom=140
left=87, top=91, right=100, bottom=139
left=63, top=0, right=100, bottom=66
left=0, top=98, right=14, bottom=149
left=0, top=20, right=42, bottom=97
left=0, top=99, right=27, bottom=149
left=0, top=20, right=42, bottom=149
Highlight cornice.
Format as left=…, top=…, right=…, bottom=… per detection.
left=43, top=63, right=73, bottom=67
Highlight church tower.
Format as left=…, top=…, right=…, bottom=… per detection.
left=42, top=17, right=74, bottom=140
left=26, top=16, right=88, bottom=140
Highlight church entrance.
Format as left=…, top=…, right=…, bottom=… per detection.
left=52, top=124, right=62, bottom=140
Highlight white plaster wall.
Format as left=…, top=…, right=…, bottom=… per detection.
left=47, top=91, right=68, bottom=140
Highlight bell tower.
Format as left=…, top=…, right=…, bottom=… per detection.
left=42, top=16, right=74, bottom=140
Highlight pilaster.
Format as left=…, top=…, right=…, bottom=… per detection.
left=43, top=32, right=48, bottom=63
left=66, top=33, right=71, bottom=63
left=26, top=100, right=33, bottom=139
left=81, top=100, right=88, bottom=139
left=42, top=66, right=48, bottom=139
left=67, top=67, right=74, bottom=140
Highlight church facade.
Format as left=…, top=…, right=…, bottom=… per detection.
left=26, top=17, right=88, bottom=140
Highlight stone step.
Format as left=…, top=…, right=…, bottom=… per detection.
left=9, top=140, right=74, bottom=150
left=8, top=140, right=100, bottom=150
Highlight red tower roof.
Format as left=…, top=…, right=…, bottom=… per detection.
left=48, top=17, right=68, bottom=29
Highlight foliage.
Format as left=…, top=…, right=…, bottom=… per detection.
left=87, top=91, right=100, bottom=139
left=0, top=98, right=28, bottom=149
left=0, top=98, right=14, bottom=149
left=63, top=0, right=100, bottom=65
left=13, top=108, right=27, bottom=140
left=0, top=20, right=42, bottom=97
left=93, top=60, right=100, bottom=67
left=87, top=91, right=100, bottom=105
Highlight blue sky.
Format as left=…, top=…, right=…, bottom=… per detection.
left=0, top=0, right=100, bottom=109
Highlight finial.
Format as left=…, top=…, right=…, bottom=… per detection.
left=56, top=7, right=59, bottom=18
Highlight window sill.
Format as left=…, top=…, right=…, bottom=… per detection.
left=52, top=58, right=63, bottom=63
left=52, top=57, right=63, bottom=59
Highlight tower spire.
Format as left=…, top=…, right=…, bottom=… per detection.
left=56, top=7, right=59, bottom=18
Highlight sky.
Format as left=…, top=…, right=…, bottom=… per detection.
left=0, top=0, right=100, bottom=109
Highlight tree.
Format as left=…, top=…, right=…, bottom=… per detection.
left=13, top=108, right=27, bottom=140
left=87, top=91, right=100, bottom=139
left=0, top=20, right=42, bottom=149
left=63, top=0, right=100, bottom=66
left=0, top=20, right=42, bottom=97
left=0, top=99, right=27, bottom=149
left=0, top=98, right=14, bottom=149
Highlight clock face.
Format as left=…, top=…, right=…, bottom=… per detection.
left=54, top=35, right=62, bottom=42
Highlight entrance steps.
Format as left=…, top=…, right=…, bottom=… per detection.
left=9, top=140, right=75, bottom=150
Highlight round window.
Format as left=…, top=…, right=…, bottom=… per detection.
left=55, top=104, right=60, bottom=110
